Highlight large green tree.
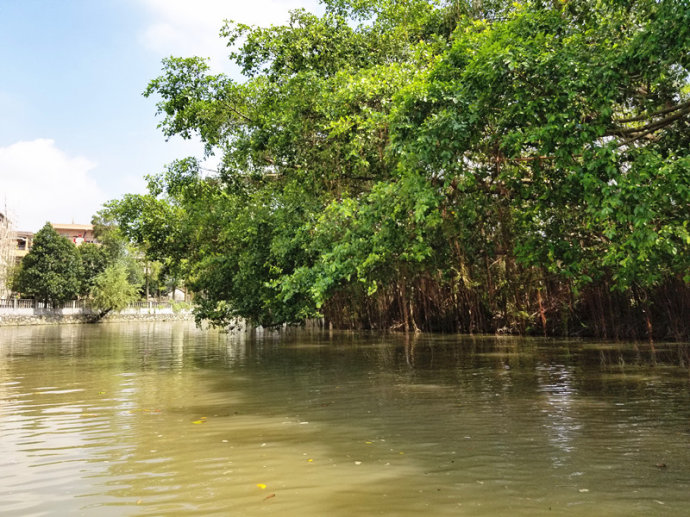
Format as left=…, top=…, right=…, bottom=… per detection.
left=14, top=223, right=82, bottom=306
left=106, top=0, right=689, bottom=338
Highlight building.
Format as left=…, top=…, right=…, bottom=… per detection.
left=4, top=222, right=97, bottom=266
left=50, top=223, right=98, bottom=246
left=14, top=230, right=34, bottom=261
left=8, top=223, right=96, bottom=264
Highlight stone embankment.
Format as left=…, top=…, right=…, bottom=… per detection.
left=0, top=299, right=192, bottom=326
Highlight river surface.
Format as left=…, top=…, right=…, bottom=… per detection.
left=1, top=322, right=689, bottom=516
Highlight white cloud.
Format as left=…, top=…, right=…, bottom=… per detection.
left=137, top=0, right=320, bottom=72
left=0, top=139, right=107, bottom=232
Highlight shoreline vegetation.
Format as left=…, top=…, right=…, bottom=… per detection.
left=94, top=1, right=687, bottom=340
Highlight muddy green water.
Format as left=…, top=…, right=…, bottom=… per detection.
left=1, top=322, right=689, bottom=516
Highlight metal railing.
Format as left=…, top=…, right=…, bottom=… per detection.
left=126, top=301, right=176, bottom=310
left=0, top=299, right=175, bottom=310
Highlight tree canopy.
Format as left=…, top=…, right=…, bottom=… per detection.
left=106, top=0, right=690, bottom=338
left=77, top=243, right=108, bottom=297
left=14, top=223, right=82, bottom=306
left=13, top=222, right=144, bottom=308
left=90, top=263, right=140, bottom=315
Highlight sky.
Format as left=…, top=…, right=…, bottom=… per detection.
left=0, top=0, right=321, bottom=232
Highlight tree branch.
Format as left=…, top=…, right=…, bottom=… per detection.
left=615, top=99, right=690, bottom=124
left=609, top=103, right=690, bottom=137
left=221, top=100, right=254, bottom=124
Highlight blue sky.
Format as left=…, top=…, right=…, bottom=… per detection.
left=0, top=0, right=319, bottom=231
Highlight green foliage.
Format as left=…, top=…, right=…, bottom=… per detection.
left=92, top=212, right=130, bottom=263
left=278, top=172, right=443, bottom=312
left=104, top=0, right=689, bottom=337
left=90, top=263, right=140, bottom=314
left=171, top=300, right=193, bottom=313
left=95, top=196, right=172, bottom=294
left=14, top=223, right=82, bottom=306
left=391, top=0, right=690, bottom=294
left=77, top=243, right=108, bottom=296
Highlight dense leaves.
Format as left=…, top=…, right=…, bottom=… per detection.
left=108, top=0, right=689, bottom=338
left=14, top=223, right=83, bottom=306
left=77, top=243, right=108, bottom=297
left=91, top=263, right=140, bottom=315
left=15, top=223, right=143, bottom=308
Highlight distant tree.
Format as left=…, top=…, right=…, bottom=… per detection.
left=14, top=223, right=82, bottom=306
left=92, top=211, right=129, bottom=263
left=92, top=210, right=146, bottom=293
left=90, top=263, right=140, bottom=316
left=98, top=191, right=188, bottom=299
left=77, top=242, right=108, bottom=296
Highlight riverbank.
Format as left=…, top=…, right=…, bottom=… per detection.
left=0, top=300, right=193, bottom=326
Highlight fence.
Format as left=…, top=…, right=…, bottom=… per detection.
left=126, top=301, right=176, bottom=310
left=0, top=299, right=175, bottom=311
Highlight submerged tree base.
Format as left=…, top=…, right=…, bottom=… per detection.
left=319, top=277, right=690, bottom=341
